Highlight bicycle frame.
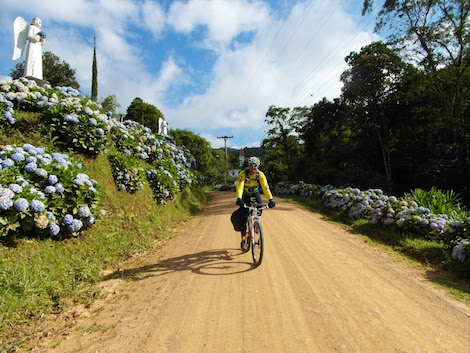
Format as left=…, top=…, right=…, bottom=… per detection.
left=243, top=200, right=269, bottom=266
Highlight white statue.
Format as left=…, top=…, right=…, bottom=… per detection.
left=12, top=17, right=46, bottom=80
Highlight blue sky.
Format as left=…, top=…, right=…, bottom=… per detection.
left=0, top=0, right=380, bottom=148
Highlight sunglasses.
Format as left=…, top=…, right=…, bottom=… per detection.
left=249, top=163, right=258, bottom=167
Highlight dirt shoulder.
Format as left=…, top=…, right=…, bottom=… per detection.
left=36, top=191, right=470, bottom=352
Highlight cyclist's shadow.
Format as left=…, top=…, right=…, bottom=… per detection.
left=101, top=248, right=256, bottom=282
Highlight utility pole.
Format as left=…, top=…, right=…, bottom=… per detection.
left=217, top=135, right=233, bottom=184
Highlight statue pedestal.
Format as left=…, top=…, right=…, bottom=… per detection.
left=24, top=76, right=50, bottom=87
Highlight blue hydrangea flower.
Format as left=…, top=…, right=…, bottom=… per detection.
left=67, top=218, right=83, bottom=232
left=13, top=198, right=29, bottom=212
left=45, top=211, right=55, bottom=220
left=73, top=173, right=90, bottom=185
left=0, top=197, right=13, bottom=210
left=24, top=162, right=37, bottom=173
left=2, top=159, right=14, bottom=169
left=4, top=111, right=15, bottom=124
left=25, top=156, right=37, bottom=163
left=35, top=168, right=48, bottom=178
left=97, top=128, right=104, bottom=135
left=52, top=153, right=67, bottom=165
left=75, top=163, right=82, bottom=169
left=30, top=200, right=45, bottom=212
left=77, top=205, right=91, bottom=218
left=64, top=113, right=79, bottom=124
left=22, top=144, right=36, bottom=154
left=63, top=214, right=74, bottom=226
left=49, top=223, right=60, bottom=236
left=9, top=184, right=23, bottom=193
left=11, top=152, right=25, bottom=162
left=55, top=183, right=64, bottom=193
left=44, top=185, right=56, bottom=194
left=48, top=175, right=59, bottom=184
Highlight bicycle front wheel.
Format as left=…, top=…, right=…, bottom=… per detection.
left=251, top=219, right=264, bottom=267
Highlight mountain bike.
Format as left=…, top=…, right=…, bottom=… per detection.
left=241, top=200, right=269, bottom=267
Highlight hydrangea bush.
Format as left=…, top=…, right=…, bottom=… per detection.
left=272, top=182, right=470, bottom=267
left=41, top=100, right=109, bottom=157
left=108, top=153, right=144, bottom=193
left=1, top=78, right=200, bottom=206
left=146, top=167, right=180, bottom=204
left=0, top=144, right=101, bottom=238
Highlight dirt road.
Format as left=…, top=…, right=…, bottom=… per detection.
left=41, top=191, right=470, bottom=353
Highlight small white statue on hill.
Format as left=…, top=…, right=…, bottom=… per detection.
left=12, top=17, right=46, bottom=80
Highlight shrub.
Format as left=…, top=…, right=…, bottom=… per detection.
left=108, top=153, right=144, bottom=193
left=0, top=144, right=101, bottom=238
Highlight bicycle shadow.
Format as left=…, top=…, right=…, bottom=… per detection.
left=101, top=248, right=256, bottom=282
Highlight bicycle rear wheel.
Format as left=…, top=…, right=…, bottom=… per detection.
left=251, top=219, right=264, bottom=267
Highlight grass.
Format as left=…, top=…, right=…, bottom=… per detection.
left=0, top=142, right=209, bottom=351
left=282, top=194, right=470, bottom=305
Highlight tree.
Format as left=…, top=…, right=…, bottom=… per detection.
left=262, top=105, right=306, bottom=182
left=341, top=42, right=409, bottom=191
left=10, top=51, right=80, bottom=89
left=91, top=33, right=98, bottom=101
left=125, top=97, right=164, bottom=133
left=363, top=0, right=470, bottom=198
left=101, top=94, right=121, bottom=118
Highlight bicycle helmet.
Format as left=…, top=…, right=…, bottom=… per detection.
left=248, top=156, right=260, bottom=166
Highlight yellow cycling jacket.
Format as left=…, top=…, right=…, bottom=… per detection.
left=236, top=169, right=273, bottom=200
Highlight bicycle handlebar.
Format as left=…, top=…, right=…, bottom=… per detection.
left=243, top=203, right=270, bottom=210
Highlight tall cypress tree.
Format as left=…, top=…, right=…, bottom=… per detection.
left=91, top=32, right=98, bottom=101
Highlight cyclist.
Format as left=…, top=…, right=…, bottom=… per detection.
left=231, top=156, right=275, bottom=247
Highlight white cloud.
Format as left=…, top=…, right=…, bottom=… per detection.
left=167, top=0, right=269, bottom=50
left=141, top=0, right=166, bottom=38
